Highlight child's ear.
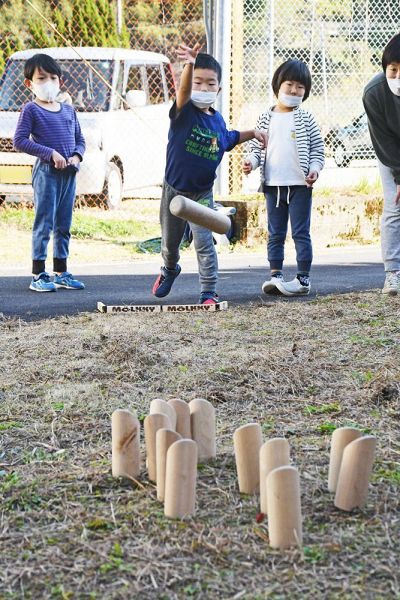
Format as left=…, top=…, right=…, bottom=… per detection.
left=24, top=78, right=32, bottom=89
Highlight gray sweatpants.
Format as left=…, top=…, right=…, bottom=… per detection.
left=160, top=180, right=218, bottom=293
left=378, top=160, right=400, bottom=272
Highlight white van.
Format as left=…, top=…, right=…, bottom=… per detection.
left=0, top=47, right=174, bottom=208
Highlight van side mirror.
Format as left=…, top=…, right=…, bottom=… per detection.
left=125, top=90, right=147, bottom=108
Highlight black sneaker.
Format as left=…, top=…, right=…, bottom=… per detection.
left=199, top=291, right=219, bottom=305
left=152, top=265, right=181, bottom=298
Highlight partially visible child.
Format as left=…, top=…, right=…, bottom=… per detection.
left=13, top=53, right=85, bottom=292
left=244, top=59, right=324, bottom=296
left=152, top=43, right=268, bottom=304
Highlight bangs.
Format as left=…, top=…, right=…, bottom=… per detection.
left=272, top=59, right=312, bottom=100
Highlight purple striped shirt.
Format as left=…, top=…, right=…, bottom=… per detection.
left=13, top=101, right=85, bottom=164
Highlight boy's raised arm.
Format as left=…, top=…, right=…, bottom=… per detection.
left=175, top=43, right=201, bottom=113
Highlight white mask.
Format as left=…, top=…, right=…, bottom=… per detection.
left=386, top=77, right=400, bottom=96
left=278, top=91, right=303, bottom=108
left=191, top=90, right=218, bottom=109
left=31, top=81, right=60, bottom=102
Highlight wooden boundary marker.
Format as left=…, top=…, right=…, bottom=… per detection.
left=98, top=301, right=228, bottom=314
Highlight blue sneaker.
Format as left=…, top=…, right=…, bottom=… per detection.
left=199, top=291, right=219, bottom=305
left=53, top=271, right=85, bottom=290
left=29, top=272, right=57, bottom=292
left=152, top=265, right=181, bottom=298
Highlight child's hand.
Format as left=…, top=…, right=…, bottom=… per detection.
left=253, top=129, right=268, bottom=148
left=52, top=150, right=67, bottom=169
left=243, top=160, right=252, bottom=175
left=176, top=43, right=201, bottom=65
left=305, top=171, right=318, bottom=187
left=67, top=155, right=80, bottom=167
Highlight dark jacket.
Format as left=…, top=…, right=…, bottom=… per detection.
left=363, top=72, right=400, bottom=183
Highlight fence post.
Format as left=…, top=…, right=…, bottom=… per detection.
left=214, top=0, right=231, bottom=197
left=229, top=0, right=244, bottom=195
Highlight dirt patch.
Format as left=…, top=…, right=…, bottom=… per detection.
left=0, top=293, right=399, bottom=599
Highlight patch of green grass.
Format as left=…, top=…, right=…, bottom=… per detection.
left=350, top=334, right=396, bottom=348
left=0, top=472, right=21, bottom=492
left=0, top=421, right=22, bottom=430
left=261, top=417, right=275, bottom=434
left=373, top=467, right=400, bottom=485
left=353, top=177, right=382, bottom=195
left=316, top=422, right=337, bottom=434
left=303, top=545, right=328, bottom=563
left=351, top=370, right=374, bottom=384
left=86, top=518, right=113, bottom=531
left=0, top=206, right=159, bottom=243
left=304, top=403, right=340, bottom=415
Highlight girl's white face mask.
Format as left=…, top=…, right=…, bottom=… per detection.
left=31, top=81, right=60, bottom=102
left=386, top=77, right=400, bottom=96
left=278, top=91, right=303, bottom=108
left=191, top=90, right=218, bottom=109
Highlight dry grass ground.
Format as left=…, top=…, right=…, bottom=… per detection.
left=0, top=292, right=399, bottom=600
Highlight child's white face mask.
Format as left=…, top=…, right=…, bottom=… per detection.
left=386, top=77, right=400, bottom=96
left=278, top=91, right=303, bottom=108
left=31, top=81, right=60, bottom=102
left=191, top=90, right=218, bottom=109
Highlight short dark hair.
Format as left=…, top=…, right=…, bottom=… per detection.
left=271, top=59, right=312, bottom=101
left=24, top=53, right=62, bottom=80
left=382, top=34, right=400, bottom=70
left=194, top=53, right=222, bottom=83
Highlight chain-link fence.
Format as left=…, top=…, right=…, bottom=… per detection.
left=227, top=0, right=397, bottom=193
left=0, top=0, right=396, bottom=217
left=0, top=0, right=204, bottom=213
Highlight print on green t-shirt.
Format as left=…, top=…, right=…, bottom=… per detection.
left=185, top=125, right=220, bottom=161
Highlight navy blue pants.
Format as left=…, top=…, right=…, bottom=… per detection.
left=265, top=185, right=313, bottom=272
left=31, top=161, right=77, bottom=274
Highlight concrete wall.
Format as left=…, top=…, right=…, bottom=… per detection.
left=221, top=192, right=383, bottom=249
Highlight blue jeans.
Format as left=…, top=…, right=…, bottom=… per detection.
left=31, top=161, right=77, bottom=272
left=160, top=180, right=218, bottom=293
left=265, top=185, right=313, bottom=272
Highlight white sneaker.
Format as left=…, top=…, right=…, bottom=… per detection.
left=275, top=277, right=311, bottom=296
left=262, top=274, right=284, bottom=295
left=382, top=271, right=400, bottom=296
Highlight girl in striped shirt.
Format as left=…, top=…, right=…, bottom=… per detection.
left=244, top=59, right=324, bottom=296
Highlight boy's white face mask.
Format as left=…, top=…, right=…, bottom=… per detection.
left=191, top=90, right=218, bottom=109
left=386, top=77, right=400, bottom=96
left=278, top=91, right=303, bottom=108
left=31, top=81, right=60, bottom=102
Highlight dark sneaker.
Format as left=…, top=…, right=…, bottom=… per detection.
left=199, top=291, right=219, bottom=305
left=262, top=273, right=284, bottom=295
left=152, top=265, right=181, bottom=298
left=54, top=272, right=85, bottom=290
left=29, top=272, right=57, bottom=292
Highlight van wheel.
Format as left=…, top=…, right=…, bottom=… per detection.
left=102, top=163, right=123, bottom=210
left=0, top=195, right=6, bottom=206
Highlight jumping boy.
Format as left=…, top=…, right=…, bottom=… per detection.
left=152, top=43, right=268, bottom=304
left=14, top=53, right=85, bottom=292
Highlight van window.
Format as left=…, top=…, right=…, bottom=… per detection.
left=0, top=59, right=113, bottom=112
left=146, top=65, right=165, bottom=105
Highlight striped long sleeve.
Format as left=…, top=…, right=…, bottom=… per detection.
left=246, top=106, right=324, bottom=187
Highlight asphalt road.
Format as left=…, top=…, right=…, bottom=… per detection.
left=0, top=247, right=384, bottom=321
